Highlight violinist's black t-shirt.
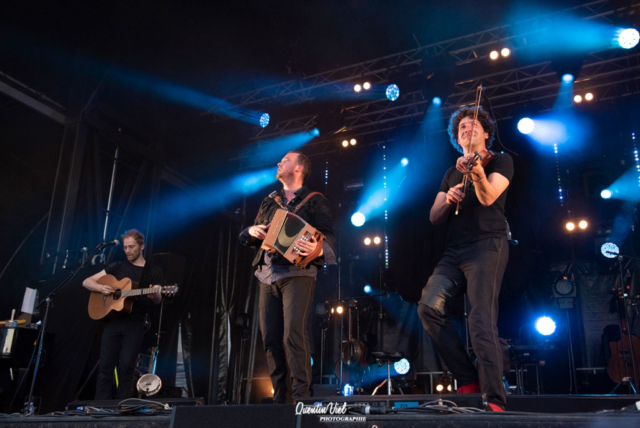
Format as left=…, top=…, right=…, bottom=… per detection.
left=104, top=260, right=165, bottom=321
left=439, top=153, right=514, bottom=246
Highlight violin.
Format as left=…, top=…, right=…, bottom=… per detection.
left=455, top=86, right=493, bottom=215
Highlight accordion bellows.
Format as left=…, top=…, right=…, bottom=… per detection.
left=261, top=209, right=326, bottom=268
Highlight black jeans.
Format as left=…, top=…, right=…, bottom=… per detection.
left=417, top=237, right=508, bottom=408
left=259, top=276, right=315, bottom=402
left=96, top=317, right=145, bottom=400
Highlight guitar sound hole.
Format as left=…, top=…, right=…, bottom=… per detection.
left=113, top=290, right=122, bottom=301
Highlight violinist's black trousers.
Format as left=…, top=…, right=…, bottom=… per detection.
left=417, top=236, right=509, bottom=408
left=259, top=276, right=315, bottom=403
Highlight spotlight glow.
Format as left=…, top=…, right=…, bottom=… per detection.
left=501, top=48, right=511, bottom=57
left=350, top=138, right=357, bottom=146
left=311, top=128, right=320, bottom=137
left=364, top=285, right=372, bottom=294
left=393, top=358, right=410, bottom=375
left=535, top=316, right=557, bottom=336
left=566, top=222, right=575, bottom=231
left=354, top=84, right=362, bottom=92
left=351, top=212, right=366, bottom=227
left=489, top=50, right=499, bottom=60
left=617, top=28, right=640, bottom=49
left=401, top=158, right=409, bottom=167
left=578, top=220, right=588, bottom=230
left=373, top=236, right=381, bottom=245
left=574, top=95, right=582, bottom=103
left=585, top=93, right=593, bottom=101
left=259, top=113, right=270, bottom=128
left=364, top=237, right=372, bottom=245
left=342, top=140, right=349, bottom=147
left=386, top=84, right=400, bottom=101
left=601, top=242, right=619, bottom=259
left=336, top=306, right=344, bottom=314
left=363, top=82, right=371, bottom=90
left=517, top=118, right=535, bottom=134
left=601, top=189, right=612, bottom=199
left=342, top=383, right=354, bottom=396
left=436, top=384, right=444, bottom=392
left=562, top=74, right=574, bottom=83
left=432, top=97, right=442, bottom=106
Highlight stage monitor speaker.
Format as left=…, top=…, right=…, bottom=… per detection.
left=171, top=404, right=296, bottom=428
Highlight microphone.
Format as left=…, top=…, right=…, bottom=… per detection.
left=99, top=239, right=120, bottom=248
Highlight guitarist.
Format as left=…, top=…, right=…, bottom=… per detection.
left=82, top=229, right=164, bottom=400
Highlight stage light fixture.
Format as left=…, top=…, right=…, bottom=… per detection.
left=517, top=118, right=535, bottom=135
left=601, top=242, right=619, bottom=259
left=351, top=212, right=365, bottom=227
left=574, top=95, right=582, bottom=103
left=336, top=306, right=344, bottom=314
left=342, top=383, right=354, bottom=396
left=364, top=237, right=372, bottom=245
left=617, top=28, right=639, bottom=49
left=401, top=158, right=409, bottom=167
left=601, top=189, right=612, bottom=199
left=489, top=50, right=499, bottom=60
left=350, top=138, right=357, bottom=146
left=436, top=384, right=444, bottom=392
left=501, top=48, right=511, bottom=57
left=363, top=82, right=371, bottom=90
left=566, top=222, right=575, bottom=231
left=585, top=93, right=593, bottom=101
left=311, top=356, right=314, bottom=367
left=373, top=236, right=381, bottom=245
left=342, top=140, right=349, bottom=147
left=272, top=388, right=275, bottom=395
left=562, top=74, right=574, bottom=83
left=535, top=316, right=556, bottom=336
left=432, top=97, right=442, bottom=106
left=578, top=220, right=588, bottom=230
left=386, top=84, right=400, bottom=101
left=394, top=358, right=411, bottom=375
left=354, top=84, right=362, bottom=92
left=364, top=285, right=372, bottom=294
left=259, top=113, right=270, bottom=128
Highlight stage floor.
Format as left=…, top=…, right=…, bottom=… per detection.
left=0, top=395, right=638, bottom=428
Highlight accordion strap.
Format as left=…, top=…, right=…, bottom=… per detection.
left=293, top=192, right=324, bottom=214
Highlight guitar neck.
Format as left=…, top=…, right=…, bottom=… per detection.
left=122, top=287, right=161, bottom=298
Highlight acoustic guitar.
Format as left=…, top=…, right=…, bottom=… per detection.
left=88, top=274, right=178, bottom=321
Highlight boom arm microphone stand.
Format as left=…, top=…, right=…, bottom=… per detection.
left=24, top=242, right=109, bottom=415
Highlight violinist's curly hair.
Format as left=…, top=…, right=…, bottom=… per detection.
left=447, top=105, right=496, bottom=154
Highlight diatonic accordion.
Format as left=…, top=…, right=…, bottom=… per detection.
left=261, top=209, right=325, bottom=268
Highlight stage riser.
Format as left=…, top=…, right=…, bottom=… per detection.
left=0, top=416, right=170, bottom=428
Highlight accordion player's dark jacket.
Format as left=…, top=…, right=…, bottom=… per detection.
left=239, top=186, right=337, bottom=268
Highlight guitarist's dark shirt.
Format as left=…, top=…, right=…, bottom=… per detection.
left=105, top=260, right=165, bottom=322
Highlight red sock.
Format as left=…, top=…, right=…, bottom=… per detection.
left=487, top=403, right=505, bottom=412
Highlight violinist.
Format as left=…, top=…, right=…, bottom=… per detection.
left=417, top=105, right=513, bottom=411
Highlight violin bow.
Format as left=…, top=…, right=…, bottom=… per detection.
left=455, top=85, right=483, bottom=216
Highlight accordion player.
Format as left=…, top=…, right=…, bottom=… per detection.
left=261, top=209, right=326, bottom=268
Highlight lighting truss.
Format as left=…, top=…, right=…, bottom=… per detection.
left=203, top=0, right=637, bottom=122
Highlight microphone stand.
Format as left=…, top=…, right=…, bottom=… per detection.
left=23, top=243, right=106, bottom=415
left=608, top=252, right=639, bottom=394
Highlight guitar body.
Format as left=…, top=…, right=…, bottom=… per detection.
left=88, top=275, right=136, bottom=321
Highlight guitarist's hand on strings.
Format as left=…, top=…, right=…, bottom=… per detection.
left=249, top=224, right=270, bottom=240
left=296, top=236, right=323, bottom=257
left=98, top=284, right=114, bottom=295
